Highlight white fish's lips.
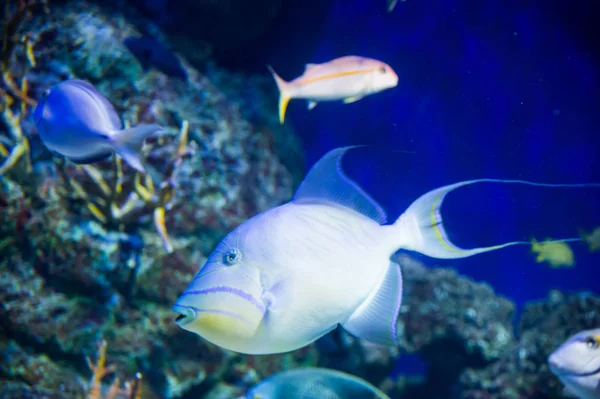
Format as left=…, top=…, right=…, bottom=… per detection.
left=172, top=284, right=266, bottom=327
left=172, top=304, right=196, bottom=326
left=561, top=365, right=600, bottom=377
left=549, top=358, right=600, bottom=378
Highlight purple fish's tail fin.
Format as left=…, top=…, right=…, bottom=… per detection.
left=267, top=65, right=292, bottom=124
left=112, top=124, right=162, bottom=173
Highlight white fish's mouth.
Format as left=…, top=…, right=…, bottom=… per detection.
left=173, top=305, right=196, bottom=326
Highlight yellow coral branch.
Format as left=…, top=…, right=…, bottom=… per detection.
left=24, top=36, right=36, bottom=67
left=0, top=105, right=31, bottom=175
left=130, top=373, right=143, bottom=399
left=177, top=119, right=189, bottom=156
left=82, top=165, right=112, bottom=197
left=133, top=172, right=154, bottom=202
left=105, top=377, right=121, bottom=399
left=2, top=71, right=36, bottom=107
left=86, top=339, right=116, bottom=399
left=154, top=206, right=173, bottom=253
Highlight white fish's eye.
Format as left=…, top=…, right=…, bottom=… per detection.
left=585, top=336, right=599, bottom=348
left=379, top=66, right=387, bottom=74
left=223, top=249, right=240, bottom=266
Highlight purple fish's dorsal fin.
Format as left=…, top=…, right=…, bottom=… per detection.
left=292, top=146, right=387, bottom=224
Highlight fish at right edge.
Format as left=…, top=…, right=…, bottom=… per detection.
left=549, top=329, right=600, bottom=399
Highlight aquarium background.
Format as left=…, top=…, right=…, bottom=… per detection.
left=236, top=0, right=600, bottom=303
left=1, top=0, right=599, bottom=398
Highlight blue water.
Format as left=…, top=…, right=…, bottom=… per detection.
left=225, top=0, right=600, bottom=306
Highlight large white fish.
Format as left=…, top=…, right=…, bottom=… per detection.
left=549, top=329, right=600, bottom=399
left=33, top=79, right=162, bottom=173
left=173, top=146, right=598, bottom=355
left=268, top=56, right=398, bottom=123
left=243, top=367, right=390, bottom=399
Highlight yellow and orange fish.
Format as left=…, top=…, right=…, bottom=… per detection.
left=531, top=238, right=575, bottom=268
left=581, top=226, right=600, bottom=252
left=267, top=56, right=398, bottom=123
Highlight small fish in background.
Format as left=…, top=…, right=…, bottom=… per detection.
left=124, top=36, right=187, bottom=80
left=548, top=329, right=600, bottom=399
left=267, top=56, right=398, bottom=123
left=172, top=146, right=598, bottom=355
left=387, top=0, right=406, bottom=12
left=33, top=79, right=162, bottom=173
left=581, top=227, right=600, bottom=252
left=244, top=367, right=390, bottom=399
left=531, top=238, right=575, bottom=268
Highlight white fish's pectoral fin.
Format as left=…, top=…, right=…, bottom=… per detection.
left=293, top=146, right=387, bottom=224
left=341, top=261, right=402, bottom=346
left=111, top=124, right=163, bottom=173
left=307, top=101, right=318, bottom=110
left=343, top=96, right=364, bottom=104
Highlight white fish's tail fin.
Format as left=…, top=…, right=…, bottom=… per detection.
left=112, top=124, right=162, bottom=173
left=393, top=178, right=600, bottom=259
left=266, top=65, right=292, bottom=124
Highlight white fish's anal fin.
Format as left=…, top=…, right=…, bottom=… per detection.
left=341, top=261, right=402, bottom=346
left=293, top=146, right=387, bottom=224
left=343, top=96, right=364, bottom=104
left=307, top=101, right=318, bottom=110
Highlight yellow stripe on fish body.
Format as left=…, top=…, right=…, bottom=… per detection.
left=267, top=56, right=399, bottom=123
left=297, top=68, right=380, bottom=86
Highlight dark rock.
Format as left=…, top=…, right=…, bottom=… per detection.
left=456, top=290, right=600, bottom=399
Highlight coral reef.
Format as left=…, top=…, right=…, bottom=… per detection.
left=1, top=1, right=595, bottom=399
left=457, top=290, right=600, bottom=399
left=0, top=1, right=302, bottom=398
left=0, top=0, right=47, bottom=177
left=123, top=0, right=284, bottom=62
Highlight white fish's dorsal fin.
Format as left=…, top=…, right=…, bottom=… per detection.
left=292, top=146, right=387, bottom=224
left=304, top=63, right=318, bottom=72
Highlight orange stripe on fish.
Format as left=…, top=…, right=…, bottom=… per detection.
left=267, top=57, right=398, bottom=124
left=296, top=68, right=379, bottom=86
